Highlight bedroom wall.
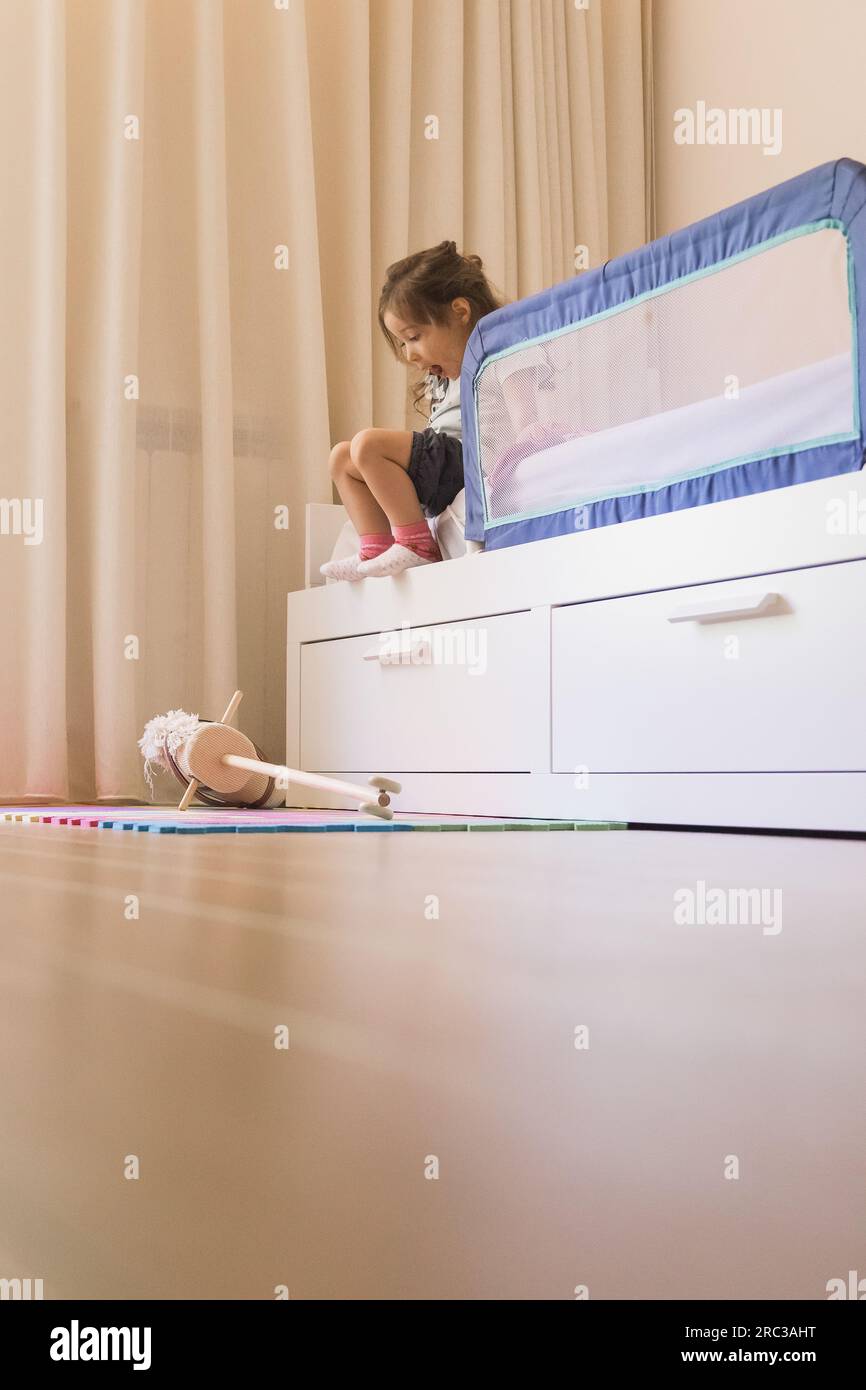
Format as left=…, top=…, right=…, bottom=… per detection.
left=652, top=0, right=866, bottom=236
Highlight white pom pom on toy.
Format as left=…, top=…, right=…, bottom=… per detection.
left=138, top=708, right=201, bottom=793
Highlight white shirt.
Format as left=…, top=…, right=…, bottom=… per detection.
left=426, top=373, right=462, bottom=441
left=424, top=341, right=553, bottom=453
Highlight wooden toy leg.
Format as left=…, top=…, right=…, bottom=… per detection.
left=177, top=690, right=244, bottom=811
left=218, top=754, right=399, bottom=819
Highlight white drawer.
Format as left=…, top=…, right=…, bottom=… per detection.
left=552, top=560, right=866, bottom=773
left=301, top=612, right=537, bottom=771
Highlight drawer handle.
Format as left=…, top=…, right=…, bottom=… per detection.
left=667, top=591, right=781, bottom=625
left=362, top=637, right=432, bottom=664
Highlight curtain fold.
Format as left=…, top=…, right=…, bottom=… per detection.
left=0, top=0, right=652, bottom=802
left=192, top=0, right=238, bottom=718
left=69, top=0, right=146, bottom=798
left=25, top=1, right=70, bottom=797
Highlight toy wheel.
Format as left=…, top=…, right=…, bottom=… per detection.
left=358, top=801, right=394, bottom=821
left=368, top=776, right=401, bottom=793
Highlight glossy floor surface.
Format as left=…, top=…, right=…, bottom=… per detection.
left=0, top=821, right=863, bottom=1299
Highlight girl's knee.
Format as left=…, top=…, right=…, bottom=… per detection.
left=349, top=428, right=381, bottom=466
left=328, top=439, right=352, bottom=479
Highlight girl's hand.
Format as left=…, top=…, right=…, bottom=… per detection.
left=515, top=420, right=586, bottom=449
left=514, top=421, right=550, bottom=450
left=489, top=420, right=589, bottom=493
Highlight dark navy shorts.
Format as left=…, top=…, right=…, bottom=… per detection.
left=408, top=429, right=464, bottom=517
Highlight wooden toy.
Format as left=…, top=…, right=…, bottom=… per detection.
left=140, top=691, right=400, bottom=819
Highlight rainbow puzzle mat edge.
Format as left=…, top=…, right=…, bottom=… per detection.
left=1, top=805, right=626, bottom=834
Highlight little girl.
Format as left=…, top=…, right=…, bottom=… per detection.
left=320, top=240, right=505, bottom=581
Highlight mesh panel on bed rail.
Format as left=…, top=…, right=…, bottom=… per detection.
left=475, top=226, right=856, bottom=525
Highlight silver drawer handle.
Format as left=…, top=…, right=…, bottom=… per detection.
left=667, top=592, right=780, bottom=624
left=362, top=637, right=432, bottom=663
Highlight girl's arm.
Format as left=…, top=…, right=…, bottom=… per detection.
left=498, top=342, right=553, bottom=436
left=501, top=364, right=542, bottom=437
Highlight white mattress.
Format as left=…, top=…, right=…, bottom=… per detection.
left=497, top=352, right=854, bottom=517
left=430, top=489, right=466, bottom=559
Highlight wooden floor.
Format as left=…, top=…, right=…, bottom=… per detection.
left=1, top=820, right=864, bottom=1300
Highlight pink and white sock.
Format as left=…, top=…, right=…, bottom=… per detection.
left=319, top=552, right=366, bottom=581
left=357, top=521, right=444, bottom=577
left=392, top=520, right=442, bottom=562
left=358, top=531, right=393, bottom=561
left=319, top=532, right=392, bottom=582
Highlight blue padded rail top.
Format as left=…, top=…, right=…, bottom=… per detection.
left=461, top=158, right=866, bottom=548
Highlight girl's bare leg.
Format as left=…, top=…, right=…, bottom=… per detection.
left=349, top=429, right=424, bottom=527
left=328, top=440, right=391, bottom=535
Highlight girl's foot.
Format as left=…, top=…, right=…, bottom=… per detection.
left=319, top=552, right=367, bottom=582
left=320, top=530, right=393, bottom=582
left=357, top=542, right=442, bottom=577
left=359, top=518, right=442, bottom=576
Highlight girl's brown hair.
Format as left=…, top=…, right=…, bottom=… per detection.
left=378, top=239, right=506, bottom=422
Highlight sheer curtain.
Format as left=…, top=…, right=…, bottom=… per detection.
left=0, top=0, right=652, bottom=802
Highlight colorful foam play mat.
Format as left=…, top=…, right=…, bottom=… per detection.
left=0, top=806, right=626, bottom=834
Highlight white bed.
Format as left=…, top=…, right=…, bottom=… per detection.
left=291, top=164, right=866, bottom=832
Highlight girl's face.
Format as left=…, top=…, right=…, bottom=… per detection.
left=384, top=298, right=473, bottom=380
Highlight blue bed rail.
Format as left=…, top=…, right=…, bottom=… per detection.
left=461, top=158, right=866, bottom=549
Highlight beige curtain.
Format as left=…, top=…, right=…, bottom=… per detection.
left=0, top=0, right=652, bottom=803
